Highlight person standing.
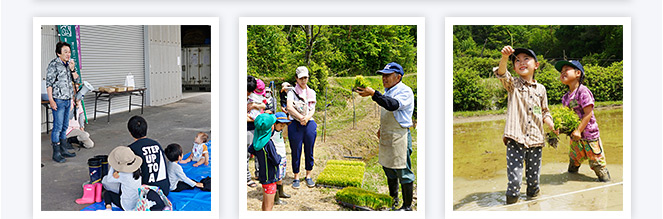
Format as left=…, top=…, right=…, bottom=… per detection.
left=356, top=62, right=415, bottom=211
left=286, top=66, right=317, bottom=188
left=46, top=41, right=78, bottom=162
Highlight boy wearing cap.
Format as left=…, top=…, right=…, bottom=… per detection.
left=495, top=46, right=555, bottom=204
left=556, top=60, right=611, bottom=182
left=356, top=62, right=415, bottom=211
left=248, top=113, right=281, bottom=211
left=272, top=112, right=292, bottom=205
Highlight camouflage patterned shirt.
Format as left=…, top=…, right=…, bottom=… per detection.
left=46, top=57, right=74, bottom=100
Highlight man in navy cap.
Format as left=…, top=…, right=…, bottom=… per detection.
left=356, top=62, right=415, bottom=211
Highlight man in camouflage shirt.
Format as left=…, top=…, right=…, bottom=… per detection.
left=46, top=41, right=78, bottom=163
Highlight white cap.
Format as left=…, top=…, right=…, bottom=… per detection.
left=295, top=66, right=309, bottom=78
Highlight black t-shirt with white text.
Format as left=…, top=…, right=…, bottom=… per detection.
left=128, top=138, right=170, bottom=196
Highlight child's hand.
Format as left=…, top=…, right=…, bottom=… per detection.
left=554, top=129, right=560, bottom=136
left=193, top=163, right=200, bottom=167
left=571, top=129, right=582, bottom=141
left=195, top=182, right=204, bottom=188
left=180, top=160, right=189, bottom=164
left=501, top=46, right=515, bottom=58
left=113, top=171, right=120, bottom=179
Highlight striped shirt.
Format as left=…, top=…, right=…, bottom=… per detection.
left=493, top=67, right=552, bottom=148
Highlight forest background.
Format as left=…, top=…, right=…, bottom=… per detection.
left=453, top=25, right=624, bottom=112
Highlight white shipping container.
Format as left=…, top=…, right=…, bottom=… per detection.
left=182, top=46, right=211, bottom=85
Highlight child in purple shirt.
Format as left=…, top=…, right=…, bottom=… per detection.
left=556, top=60, right=611, bottom=182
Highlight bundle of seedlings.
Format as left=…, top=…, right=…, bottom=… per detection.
left=317, top=160, right=365, bottom=188
left=547, top=106, right=580, bottom=148
left=352, top=75, right=369, bottom=91
left=335, top=187, right=394, bottom=211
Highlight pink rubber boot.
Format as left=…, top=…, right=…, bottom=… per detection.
left=94, top=183, right=103, bottom=203
left=75, top=183, right=95, bottom=204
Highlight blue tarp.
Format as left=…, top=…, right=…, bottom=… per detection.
left=82, top=143, right=212, bottom=211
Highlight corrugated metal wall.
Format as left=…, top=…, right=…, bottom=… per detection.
left=40, top=25, right=59, bottom=132
left=77, top=25, right=146, bottom=119
left=147, top=25, right=182, bottom=106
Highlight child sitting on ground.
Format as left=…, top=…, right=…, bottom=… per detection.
left=271, top=112, right=292, bottom=205
left=248, top=113, right=281, bottom=211
left=556, top=60, right=611, bottom=182
left=494, top=46, right=555, bottom=204
left=180, top=132, right=210, bottom=167
left=165, top=143, right=204, bottom=192
left=101, top=146, right=164, bottom=211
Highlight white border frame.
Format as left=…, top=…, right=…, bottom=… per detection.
left=238, top=17, right=425, bottom=219
left=444, top=17, right=631, bottom=219
left=33, top=17, right=220, bottom=219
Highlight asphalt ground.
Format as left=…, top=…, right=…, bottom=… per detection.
left=40, top=92, right=211, bottom=211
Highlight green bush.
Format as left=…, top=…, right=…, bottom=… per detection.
left=453, top=68, right=488, bottom=111
left=453, top=57, right=500, bottom=78
left=583, top=61, right=623, bottom=102
left=335, top=187, right=394, bottom=210
left=452, top=58, right=623, bottom=112
left=317, top=160, right=366, bottom=188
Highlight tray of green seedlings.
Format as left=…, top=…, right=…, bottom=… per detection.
left=335, top=187, right=394, bottom=211
left=547, top=105, right=581, bottom=148
left=316, top=160, right=366, bottom=188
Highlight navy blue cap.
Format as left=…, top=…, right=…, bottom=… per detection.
left=376, top=62, right=404, bottom=76
left=509, top=48, right=538, bottom=62
left=555, top=60, right=585, bottom=75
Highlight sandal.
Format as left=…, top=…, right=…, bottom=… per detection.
left=247, top=181, right=258, bottom=188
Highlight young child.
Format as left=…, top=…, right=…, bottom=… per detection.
left=127, top=116, right=170, bottom=196
left=272, top=112, right=291, bottom=205
left=165, top=143, right=204, bottom=192
left=101, top=146, right=143, bottom=211
left=495, top=46, right=555, bottom=204
left=180, top=132, right=210, bottom=167
left=248, top=113, right=281, bottom=211
left=556, top=60, right=611, bottom=182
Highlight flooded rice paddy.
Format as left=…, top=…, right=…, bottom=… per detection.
left=453, top=108, right=623, bottom=211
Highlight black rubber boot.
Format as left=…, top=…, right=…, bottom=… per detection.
left=526, top=187, right=540, bottom=199
left=274, top=187, right=287, bottom=205
left=398, top=183, right=413, bottom=211
left=94, top=155, right=109, bottom=180
left=506, top=194, right=519, bottom=204
left=387, top=178, right=400, bottom=210
left=59, top=138, right=76, bottom=157
left=568, top=160, right=580, bottom=173
left=52, top=142, right=65, bottom=163
left=277, top=184, right=291, bottom=198
left=67, top=136, right=81, bottom=147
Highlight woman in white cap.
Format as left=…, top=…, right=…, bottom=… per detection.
left=286, top=66, right=318, bottom=188
left=101, top=146, right=143, bottom=211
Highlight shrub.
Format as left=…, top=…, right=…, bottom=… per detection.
left=335, top=187, right=394, bottom=210
left=453, top=68, right=488, bottom=111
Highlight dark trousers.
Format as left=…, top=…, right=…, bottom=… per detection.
left=103, top=190, right=123, bottom=210
left=505, top=140, right=542, bottom=198
left=288, top=120, right=317, bottom=174
left=172, top=181, right=195, bottom=192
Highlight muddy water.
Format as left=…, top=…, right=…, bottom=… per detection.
left=453, top=108, right=623, bottom=210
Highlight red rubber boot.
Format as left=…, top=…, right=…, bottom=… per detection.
left=75, top=184, right=96, bottom=204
